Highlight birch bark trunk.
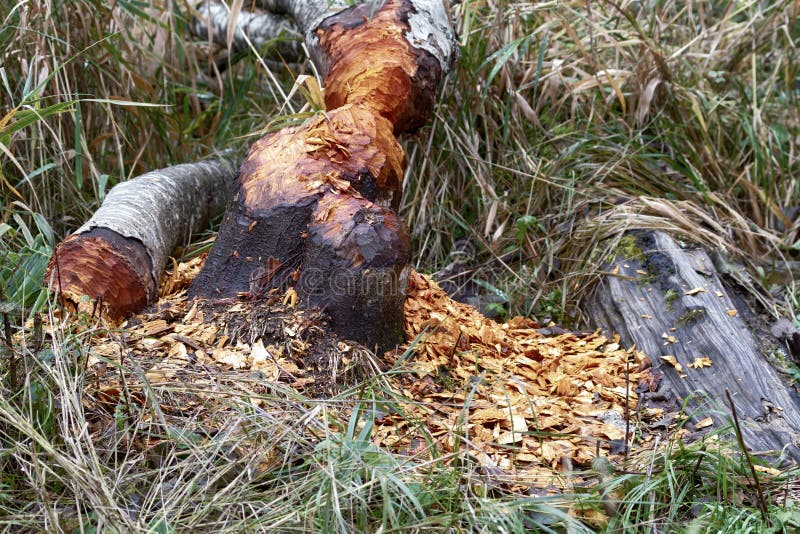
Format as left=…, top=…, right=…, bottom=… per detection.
left=48, top=158, right=235, bottom=318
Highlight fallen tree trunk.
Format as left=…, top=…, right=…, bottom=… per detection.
left=191, top=1, right=302, bottom=60
left=47, top=158, right=236, bottom=319
left=189, top=0, right=456, bottom=351
left=586, top=230, right=800, bottom=462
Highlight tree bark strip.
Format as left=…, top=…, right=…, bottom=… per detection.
left=48, top=158, right=236, bottom=318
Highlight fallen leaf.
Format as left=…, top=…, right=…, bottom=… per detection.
left=684, top=287, right=705, bottom=296
left=726, top=309, right=738, bottom=317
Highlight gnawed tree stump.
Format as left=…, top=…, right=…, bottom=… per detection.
left=47, top=158, right=236, bottom=319
left=587, top=230, right=800, bottom=462
left=49, top=0, right=456, bottom=353
left=189, top=0, right=456, bottom=352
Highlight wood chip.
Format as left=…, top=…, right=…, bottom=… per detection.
left=660, top=355, right=683, bottom=374
left=688, top=356, right=713, bottom=369
left=695, top=417, right=713, bottom=429
left=78, top=266, right=651, bottom=492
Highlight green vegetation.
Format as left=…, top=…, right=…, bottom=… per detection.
left=1, top=0, right=799, bottom=531
left=676, top=308, right=705, bottom=327
left=615, top=235, right=644, bottom=263
left=665, top=289, right=680, bottom=312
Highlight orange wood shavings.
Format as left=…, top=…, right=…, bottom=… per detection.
left=239, top=105, right=404, bottom=209
left=391, top=271, right=644, bottom=473
left=78, top=262, right=647, bottom=491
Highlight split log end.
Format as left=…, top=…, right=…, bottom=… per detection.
left=46, top=228, right=154, bottom=319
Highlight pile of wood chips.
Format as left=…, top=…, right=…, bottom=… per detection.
left=78, top=257, right=649, bottom=492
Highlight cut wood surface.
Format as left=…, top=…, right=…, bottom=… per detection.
left=587, top=230, right=800, bottom=462
left=47, top=158, right=236, bottom=319
left=190, top=0, right=457, bottom=351
left=49, top=0, right=456, bottom=352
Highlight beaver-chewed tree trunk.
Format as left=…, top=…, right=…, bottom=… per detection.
left=189, top=0, right=456, bottom=352
left=47, top=158, right=235, bottom=319
left=586, top=230, right=800, bottom=462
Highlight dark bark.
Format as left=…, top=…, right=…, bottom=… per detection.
left=586, top=230, right=800, bottom=462
left=298, top=193, right=410, bottom=350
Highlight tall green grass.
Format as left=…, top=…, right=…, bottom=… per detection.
left=405, top=0, right=799, bottom=322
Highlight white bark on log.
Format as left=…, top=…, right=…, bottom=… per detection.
left=191, top=1, right=302, bottom=60
left=48, top=158, right=236, bottom=317
left=76, top=159, right=235, bottom=285
left=259, top=0, right=347, bottom=36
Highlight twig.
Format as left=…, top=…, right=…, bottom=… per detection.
left=725, top=389, right=770, bottom=525
left=646, top=435, right=661, bottom=529
left=0, top=285, right=17, bottom=391
left=689, top=451, right=704, bottom=481
left=624, top=349, right=631, bottom=458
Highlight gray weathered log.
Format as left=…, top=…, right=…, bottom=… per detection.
left=586, top=230, right=800, bottom=463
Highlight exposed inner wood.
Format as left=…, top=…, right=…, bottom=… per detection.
left=317, top=0, right=444, bottom=133
left=190, top=105, right=405, bottom=303
left=49, top=159, right=235, bottom=318
left=191, top=0, right=454, bottom=350
left=239, top=104, right=404, bottom=210
left=49, top=0, right=454, bottom=351
left=50, top=228, right=153, bottom=319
